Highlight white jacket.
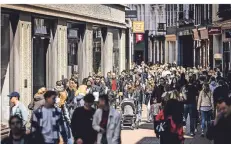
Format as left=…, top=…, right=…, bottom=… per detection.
left=92, top=107, right=121, bottom=144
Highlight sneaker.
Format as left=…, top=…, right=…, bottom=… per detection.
left=190, top=132, right=195, bottom=136
left=201, top=130, right=205, bottom=137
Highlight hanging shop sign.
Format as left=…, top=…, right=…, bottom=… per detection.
left=192, top=29, right=200, bottom=40
left=165, top=34, right=176, bottom=41
left=214, top=53, right=222, bottom=59
left=199, top=28, right=209, bottom=39
left=125, top=10, right=137, bottom=18
left=208, top=27, right=221, bottom=35
left=135, top=33, right=144, bottom=43
left=157, top=23, right=166, bottom=32
left=132, top=21, right=144, bottom=33
left=225, top=30, right=231, bottom=38
left=178, top=29, right=192, bottom=36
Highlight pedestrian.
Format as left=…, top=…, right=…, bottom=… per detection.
left=145, top=78, right=155, bottom=122
left=56, top=87, right=73, bottom=144
left=134, top=80, right=143, bottom=124
left=181, top=78, right=197, bottom=136
left=71, top=94, right=97, bottom=144
left=31, top=90, right=68, bottom=144
left=155, top=99, right=184, bottom=144
left=28, top=87, right=46, bottom=111
left=1, top=115, right=44, bottom=144
left=8, top=91, right=29, bottom=129
left=206, top=97, right=231, bottom=144
left=92, top=94, right=121, bottom=144
left=197, top=83, right=214, bottom=137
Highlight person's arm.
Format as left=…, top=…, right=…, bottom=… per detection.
left=197, top=91, right=202, bottom=111
left=20, top=104, right=29, bottom=126
left=31, top=112, right=38, bottom=133
left=92, top=110, right=101, bottom=132
left=112, top=114, right=121, bottom=144
left=210, top=92, right=214, bottom=110
left=59, top=112, right=68, bottom=143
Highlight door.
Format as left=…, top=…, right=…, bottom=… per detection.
left=33, top=37, right=49, bottom=95
left=134, top=50, right=144, bottom=65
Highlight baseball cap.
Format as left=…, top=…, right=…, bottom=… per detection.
left=8, top=91, right=20, bottom=98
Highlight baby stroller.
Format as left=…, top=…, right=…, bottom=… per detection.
left=120, top=98, right=139, bottom=130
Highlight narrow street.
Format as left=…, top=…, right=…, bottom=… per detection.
left=121, top=105, right=212, bottom=144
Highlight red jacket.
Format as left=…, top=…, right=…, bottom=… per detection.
left=155, top=110, right=184, bottom=143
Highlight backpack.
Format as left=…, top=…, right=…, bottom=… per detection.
left=155, top=119, right=181, bottom=144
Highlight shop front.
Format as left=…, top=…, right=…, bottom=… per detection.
left=198, top=27, right=211, bottom=68
left=177, top=28, right=194, bottom=67
left=222, top=29, right=231, bottom=76
left=165, top=34, right=177, bottom=64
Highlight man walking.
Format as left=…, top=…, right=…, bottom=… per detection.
left=8, top=91, right=28, bottom=127
left=31, top=90, right=68, bottom=144
left=71, top=94, right=97, bottom=144
left=93, top=94, right=121, bottom=144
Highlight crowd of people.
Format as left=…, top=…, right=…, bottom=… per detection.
left=2, top=61, right=231, bottom=144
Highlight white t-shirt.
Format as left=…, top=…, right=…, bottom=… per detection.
left=41, top=107, right=54, bottom=143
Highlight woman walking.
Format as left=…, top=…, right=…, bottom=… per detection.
left=197, top=83, right=214, bottom=137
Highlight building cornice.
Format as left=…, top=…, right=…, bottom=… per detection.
left=1, top=4, right=126, bottom=29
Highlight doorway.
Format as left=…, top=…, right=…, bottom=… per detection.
left=134, top=50, right=144, bottom=65
left=33, top=37, right=49, bottom=95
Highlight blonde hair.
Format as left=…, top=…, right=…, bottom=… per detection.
left=35, top=87, right=47, bottom=97
left=58, top=91, right=67, bottom=107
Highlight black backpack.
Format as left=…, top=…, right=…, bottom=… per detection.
left=155, top=119, right=181, bottom=144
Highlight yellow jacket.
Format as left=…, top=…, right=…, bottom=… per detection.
left=75, top=85, right=87, bottom=96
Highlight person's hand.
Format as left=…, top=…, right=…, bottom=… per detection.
left=214, top=111, right=223, bottom=125
left=100, top=128, right=106, bottom=133
left=76, top=138, right=83, bottom=144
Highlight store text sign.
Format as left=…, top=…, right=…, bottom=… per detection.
left=208, top=27, right=221, bottom=35
left=133, top=21, right=144, bottom=33
left=136, top=34, right=144, bottom=43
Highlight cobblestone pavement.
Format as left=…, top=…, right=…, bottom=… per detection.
left=121, top=105, right=213, bottom=144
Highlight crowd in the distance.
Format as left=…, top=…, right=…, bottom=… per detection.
left=2, top=61, right=231, bottom=144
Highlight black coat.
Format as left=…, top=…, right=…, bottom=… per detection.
left=207, top=114, right=231, bottom=144
left=151, top=85, right=165, bottom=104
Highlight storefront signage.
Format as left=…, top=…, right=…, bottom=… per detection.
left=214, top=53, right=222, bottom=59
left=192, top=29, right=200, bottom=40
left=34, top=26, right=48, bottom=35
left=33, top=18, right=50, bottom=36
left=208, top=27, right=221, bottom=35
left=133, top=21, right=144, bottom=33
left=225, top=31, right=231, bottom=38
left=157, top=23, right=166, bottom=32
left=135, top=34, right=144, bottom=43
left=125, top=10, right=137, bottom=18
left=165, top=34, right=176, bottom=41
left=68, top=29, right=78, bottom=39
left=178, top=30, right=192, bottom=36
left=199, top=29, right=209, bottom=39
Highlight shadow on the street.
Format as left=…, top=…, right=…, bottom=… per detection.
left=138, top=123, right=154, bottom=130
left=135, top=136, right=212, bottom=144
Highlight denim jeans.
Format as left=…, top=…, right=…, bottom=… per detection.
left=184, top=104, right=196, bottom=133
left=146, top=99, right=152, bottom=121
left=200, top=110, right=212, bottom=131
left=64, top=121, right=73, bottom=144
left=136, top=103, right=142, bottom=122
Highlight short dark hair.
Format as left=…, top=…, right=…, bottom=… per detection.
left=99, top=94, right=109, bottom=104
left=217, top=97, right=231, bottom=106
left=44, top=90, right=57, bottom=99
left=84, top=94, right=95, bottom=103
left=9, top=115, right=23, bottom=126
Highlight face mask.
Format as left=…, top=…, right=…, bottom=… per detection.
left=55, top=97, right=60, bottom=104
